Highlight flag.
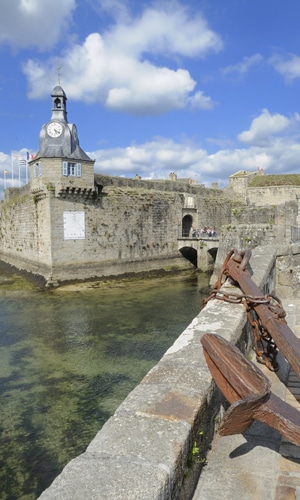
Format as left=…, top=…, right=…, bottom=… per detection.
left=12, top=151, right=19, bottom=161
left=27, top=151, right=35, bottom=161
left=19, top=159, right=26, bottom=166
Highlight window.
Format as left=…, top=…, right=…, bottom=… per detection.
left=33, top=161, right=42, bottom=177
left=62, top=162, right=82, bottom=177
left=68, top=163, right=76, bottom=176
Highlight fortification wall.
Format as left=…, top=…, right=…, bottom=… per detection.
left=2, top=171, right=299, bottom=285
left=0, top=193, right=53, bottom=277
left=211, top=202, right=297, bottom=282
left=95, top=174, right=236, bottom=233
left=49, top=186, right=188, bottom=282
left=276, top=242, right=300, bottom=298
left=94, top=174, right=208, bottom=194
left=0, top=173, right=298, bottom=287
left=0, top=179, right=237, bottom=284
left=198, top=189, right=236, bottom=231
left=38, top=246, right=276, bottom=500
left=210, top=200, right=300, bottom=299
left=247, top=185, right=300, bottom=206
left=0, top=187, right=190, bottom=282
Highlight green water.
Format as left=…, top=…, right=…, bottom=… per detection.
left=0, top=268, right=210, bottom=499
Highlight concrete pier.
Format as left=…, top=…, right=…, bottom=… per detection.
left=39, top=246, right=293, bottom=499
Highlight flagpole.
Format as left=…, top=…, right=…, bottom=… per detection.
left=11, top=152, right=14, bottom=186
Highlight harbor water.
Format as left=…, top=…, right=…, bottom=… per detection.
left=0, top=265, right=210, bottom=499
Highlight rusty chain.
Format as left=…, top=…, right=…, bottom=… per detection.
left=202, top=280, right=286, bottom=373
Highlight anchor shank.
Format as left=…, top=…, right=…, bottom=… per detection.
left=226, top=258, right=300, bottom=379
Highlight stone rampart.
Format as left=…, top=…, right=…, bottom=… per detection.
left=210, top=200, right=298, bottom=287
left=38, top=246, right=276, bottom=500
left=2, top=171, right=299, bottom=286
left=94, top=174, right=207, bottom=194
left=0, top=179, right=236, bottom=284
left=276, top=242, right=300, bottom=299
left=0, top=192, right=53, bottom=278
left=247, top=185, right=300, bottom=206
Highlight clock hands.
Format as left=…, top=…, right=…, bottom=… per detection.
left=47, top=122, right=63, bottom=137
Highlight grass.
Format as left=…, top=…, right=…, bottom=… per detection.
left=249, top=174, right=300, bottom=187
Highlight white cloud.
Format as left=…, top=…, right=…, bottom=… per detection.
left=237, top=109, right=294, bottom=146
left=105, top=4, right=223, bottom=58
left=0, top=152, right=9, bottom=164
left=0, top=0, right=76, bottom=50
left=96, top=0, right=130, bottom=21
left=89, top=110, right=300, bottom=186
left=91, top=137, right=249, bottom=184
left=3, top=110, right=300, bottom=190
left=188, top=91, right=215, bottom=110
left=269, top=53, right=300, bottom=82
left=222, top=54, right=263, bottom=77
left=106, top=63, right=197, bottom=114
left=92, top=138, right=207, bottom=179
left=23, top=3, right=221, bottom=114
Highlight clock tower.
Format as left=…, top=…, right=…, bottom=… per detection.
left=30, top=85, right=95, bottom=197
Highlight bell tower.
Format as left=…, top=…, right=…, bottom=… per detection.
left=29, top=85, right=95, bottom=198
left=51, top=85, right=68, bottom=122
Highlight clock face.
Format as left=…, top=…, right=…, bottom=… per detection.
left=47, top=122, right=63, bottom=138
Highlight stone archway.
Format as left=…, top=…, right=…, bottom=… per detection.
left=182, top=214, right=193, bottom=237
left=179, top=246, right=197, bottom=267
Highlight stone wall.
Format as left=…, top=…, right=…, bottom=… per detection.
left=0, top=191, right=52, bottom=277
left=94, top=174, right=237, bottom=233
left=2, top=171, right=297, bottom=286
left=0, top=177, right=238, bottom=284
left=228, top=170, right=263, bottom=198
left=38, top=246, right=276, bottom=500
left=247, top=185, right=300, bottom=206
left=209, top=200, right=298, bottom=285
left=94, top=174, right=208, bottom=194
left=49, top=186, right=187, bottom=282
left=276, top=243, right=300, bottom=299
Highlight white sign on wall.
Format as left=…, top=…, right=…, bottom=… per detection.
left=187, top=196, right=195, bottom=208
left=63, top=211, right=85, bottom=240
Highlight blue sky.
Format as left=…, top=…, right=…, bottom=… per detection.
left=1, top=0, right=300, bottom=194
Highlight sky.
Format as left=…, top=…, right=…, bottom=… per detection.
left=1, top=0, right=300, bottom=195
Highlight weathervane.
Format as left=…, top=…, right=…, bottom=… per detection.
left=57, top=65, right=61, bottom=85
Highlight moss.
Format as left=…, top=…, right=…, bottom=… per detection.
left=249, top=174, right=300, bottom=187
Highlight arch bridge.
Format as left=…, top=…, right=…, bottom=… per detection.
left=178, top=237, right=219, bottom=271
